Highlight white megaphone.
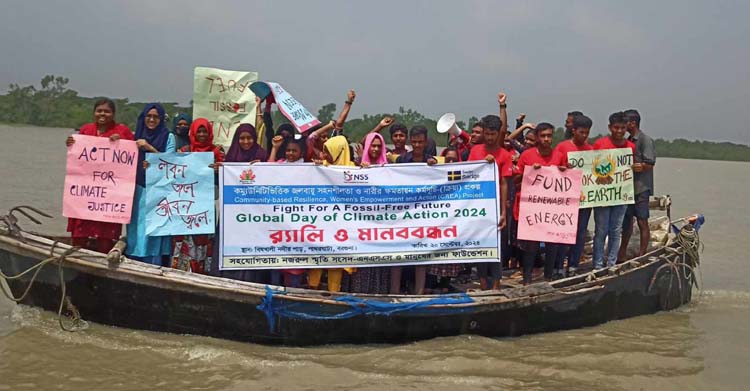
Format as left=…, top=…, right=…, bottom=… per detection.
left=437, top=113, right=462, bottom=137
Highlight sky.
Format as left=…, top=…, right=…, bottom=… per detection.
left=1, top=0, right=749, bottom=143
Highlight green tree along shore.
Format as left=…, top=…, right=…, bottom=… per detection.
left=2, top=76, right=749, bottom=162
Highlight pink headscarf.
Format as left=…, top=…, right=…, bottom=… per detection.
left=362, top=133, right=387, bottom=165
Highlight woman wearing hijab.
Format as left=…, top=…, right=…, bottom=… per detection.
left=225, top=123, right=268, bottom=163
left=350, top=133, right=391, bottom=293
left=125, top=103, right=175, bottom=265
left=171, top=113, right=192, bottom=151
left=65, top=98, right=134, bottom=253
left=307, top=136, right=355, bottom=292
left=214, top=123, right=268, bottom=283
left=171, top=118, right=223, bottom=273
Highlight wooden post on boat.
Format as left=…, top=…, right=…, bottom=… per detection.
left=107, top=237, right=128, bottom=263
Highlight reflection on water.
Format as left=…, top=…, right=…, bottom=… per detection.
left=1, top=126, right=748, bottom=390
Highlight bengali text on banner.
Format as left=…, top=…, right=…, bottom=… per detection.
left=145, top=152, right=215, bottom=236
left=219, top=162, right=501, bottom=270
left=192, top=66, right=258, bottom=149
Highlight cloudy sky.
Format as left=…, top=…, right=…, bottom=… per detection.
left=1, top=0, right=748, bottom=143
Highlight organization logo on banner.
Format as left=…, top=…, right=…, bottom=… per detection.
left=592, top=155, right=617, bottom=184
left=239, top=169, right=256, bottom=184
left=447, top=170, right=480, bottom=182
left=343, top=170, right=369, bottom=183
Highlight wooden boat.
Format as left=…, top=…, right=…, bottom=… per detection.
left=0, top=203, right=702, bottom=346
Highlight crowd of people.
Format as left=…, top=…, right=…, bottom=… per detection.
left=65, top=90, right=656, bottom=294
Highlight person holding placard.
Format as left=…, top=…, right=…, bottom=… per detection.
left=308, top=135, right=357, bottom=292
left=125, top=103, right=176, bottom=265
left=214, top=123, right=269, bottom=284
left=591, top=112, right=636, bottom=269
left=171, top=118, right=223, bottom=273
left=554, top=114, right=594, bottom=276
left=468, top=114, right=511, bottom=290
left=65, top=98, right=134, bottom=253
left=351, top=132, right=391, bottom=294
left=513, top=123, right=565, bottom=284
left=391, top=126, right=438, bottom=294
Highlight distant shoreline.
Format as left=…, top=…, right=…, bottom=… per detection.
left=2, top=74, right=749, bottom=162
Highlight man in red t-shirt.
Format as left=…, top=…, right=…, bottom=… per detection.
left=591, top=112, right=636, bottom=269
left=553, top=114, right=593, bottom=276
left=513, top=123, right=565, bottom=284
left=468, top=113, right=511, bottom=290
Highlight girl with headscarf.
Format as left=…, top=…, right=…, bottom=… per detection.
left=171, top=118, right=223, bottom=274
left=307, top=136, right=356, bottom=292
left=125, top=103, right=175, bottom=265
left=348, top=133, right=391, bottom=293
left=65, top=98, right=134, bottom=253
left=171, top=113, right=192, bottom=151
left=214, top=123, right=268, bottom=283
left=225, top=123, right=268, bottom=163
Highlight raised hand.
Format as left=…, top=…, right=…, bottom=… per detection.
left=379, top=117, right=394, bottom=128
left=498, top=92, right=507, bottom=106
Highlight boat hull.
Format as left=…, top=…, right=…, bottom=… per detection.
left=0, top=234, right=695, bottom=345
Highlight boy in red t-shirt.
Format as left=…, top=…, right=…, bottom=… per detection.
left=554, top=114, right=593, bottom=276
left=468, top=114, right=511, bottom=290
left=513, top=123, right=566, bottom=284
left=591, top=112, right=635, bottom=269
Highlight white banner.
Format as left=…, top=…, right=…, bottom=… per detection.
left=219, top=162, right=501, bottom=270
left=250, top=81, right=320, bottom=132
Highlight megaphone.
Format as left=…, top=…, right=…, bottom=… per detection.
left=437, top=113, right=462, bottom=137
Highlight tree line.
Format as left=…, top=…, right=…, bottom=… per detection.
left=2, top=75, right=749, bottom=162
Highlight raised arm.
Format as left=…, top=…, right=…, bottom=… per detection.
left=498, top=92, right=508, bottom=134
left=507, top=123, right=535, bottom=140
left=310, top=120, right=336, bottom=139
left=333, top=90, right=356, bottom=132
left=368, top=117, right=394, bottom=135
left=268, top=135, right=283, bottom=162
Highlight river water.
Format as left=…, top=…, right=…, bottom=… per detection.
left=1, top=125, right=748, bottom=390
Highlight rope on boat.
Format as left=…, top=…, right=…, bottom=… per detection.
left=0, top=241, right=90, bottom=332
left=648, top=223, right=703, bottom=309
left=257, top=285, right=474, bottom=332
left=0, top=206, right=90, bottom=332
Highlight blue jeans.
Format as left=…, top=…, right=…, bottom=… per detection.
left=567, top=208, right=592, bottom=269
left=593, top=205, right=627, bottom=268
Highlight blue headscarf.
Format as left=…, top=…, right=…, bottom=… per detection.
left=135, top=103, right=170, bottom=185
left=171, top=113, right=192, bottom=150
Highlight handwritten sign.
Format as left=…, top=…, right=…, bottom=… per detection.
left=517, top=166, right=582, bottom=244
left=567, top=148, right=635, bottom=208
left=144, top=152, right=215, bottom=236
left=193, top=67, right=259, bottom=149
left=63, top=135, right=138, bottom=224
left=250, top=81, right=320, bottom=133
left=219, top=162, right=501, bottom=270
